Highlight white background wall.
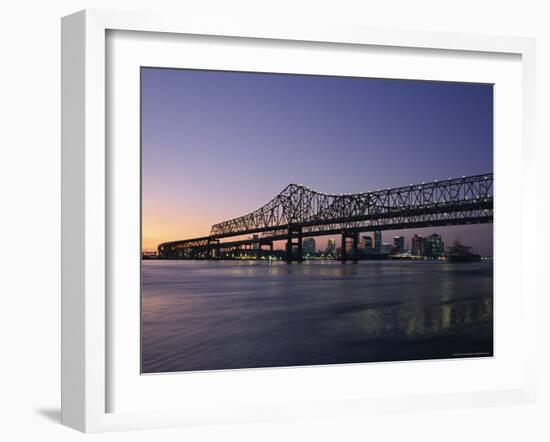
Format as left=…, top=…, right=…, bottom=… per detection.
left=0, top=1, right=548, bottom=440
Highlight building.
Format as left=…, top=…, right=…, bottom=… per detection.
left=426, top=233, right=445, bottom=258
left=411, top=234, right=426, bottom=256
left=251, top=234, right=260, bottom=250
left=380, top=243, right=394, bottom=254
left=325, top=238, right=336, bottom=255
left=303, top=238, right=316, bottom=255
left=393, top=236, right=405, bottom=253
left=374, top=231, right=382, bottom=252
left=411, top=233, right=445, bottom=257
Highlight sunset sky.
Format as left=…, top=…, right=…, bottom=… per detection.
left=141, top=68, right=493, bottom=255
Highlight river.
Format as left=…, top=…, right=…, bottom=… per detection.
left=141, top=260, right=493, bottom=373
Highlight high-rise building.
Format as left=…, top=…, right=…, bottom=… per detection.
left=426, top=233, right=445, bottom=258
left=411, top=234, right=425, bottom=256
left=374, top=231, right=382, bottom=252
left=251, top=234, right=260, bottom=250
left=393, top=236, right=405, bottom=253
left=325, top=238, right=336, bottom=255
left=303, top=238, right=316, bottom=255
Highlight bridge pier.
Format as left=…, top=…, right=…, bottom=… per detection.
left=341, top=230, right=359, bottom=263
left=352, top=231, right=359, bottom=263
left=206, top=238, right=220, bottom=259
left=286, top=226, right=303, bottom=263
left=285, top=238, right=291, bottom=263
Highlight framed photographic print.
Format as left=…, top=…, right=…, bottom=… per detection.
left=61, top=9, right=537, bottom=432
left=141, top=67, right=495, bottom=374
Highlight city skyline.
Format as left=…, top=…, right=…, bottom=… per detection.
left=261, top=228, right=487, bottom=257
left=142, top=68, right=493, bottom=255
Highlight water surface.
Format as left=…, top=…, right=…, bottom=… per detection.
left=141, top=260, right=493, bottom=373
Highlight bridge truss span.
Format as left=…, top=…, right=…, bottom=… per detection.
left=210, top=173, right=493, bottom=238
left=158, top=173, right=493, bottom=261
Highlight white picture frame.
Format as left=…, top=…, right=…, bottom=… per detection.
left=61, top=9, right=537, bottom=433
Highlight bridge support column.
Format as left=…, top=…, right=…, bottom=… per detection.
left=296, top=236, right=303, bottom=263
left=341, top=233, right=347, bottom=263
left=286, top=236, right=292, bottom=264
left=351, top=231, right=359, bottom=263
left=286, top=226, right=303, bottom=263
left=207, top=238, right=220, bottom=259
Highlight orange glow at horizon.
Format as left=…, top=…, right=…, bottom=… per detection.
left=141, top=197, right=238, bottom=252
left=141, top=209, right=212, bottom=252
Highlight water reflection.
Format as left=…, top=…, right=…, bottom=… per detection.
left=141, top=260, right=493, bottom=373
left=350, top=295, right=492, bottom=338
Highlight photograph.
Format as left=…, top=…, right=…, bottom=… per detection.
left=140, top=67, right=494, bottom=374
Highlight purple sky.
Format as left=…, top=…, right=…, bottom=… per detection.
left=141, top=68, right=493, bottom=255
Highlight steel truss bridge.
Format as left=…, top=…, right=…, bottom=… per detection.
left=158, top=173, right=493, bottom=263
